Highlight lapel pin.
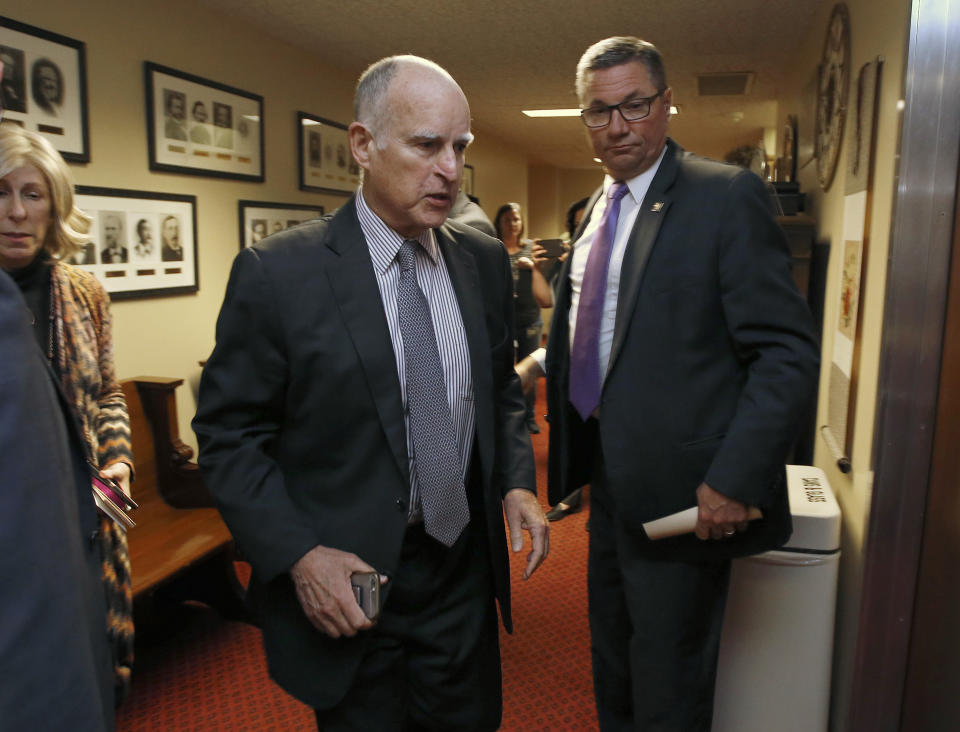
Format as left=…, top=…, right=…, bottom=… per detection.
left=651, top=202, right=664, bottom=212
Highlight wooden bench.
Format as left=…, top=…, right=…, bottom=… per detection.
left=123, top=377, right=248, bottom=621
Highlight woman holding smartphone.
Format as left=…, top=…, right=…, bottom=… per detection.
left=494, top=202, right=553, bottom=433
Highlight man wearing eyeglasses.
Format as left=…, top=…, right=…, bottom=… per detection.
left=543, top=37, right=819, bottom=730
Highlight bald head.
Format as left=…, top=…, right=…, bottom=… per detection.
left=355, top=55, right=466, bottom=141
left=348, top=55, right=473, bottom=238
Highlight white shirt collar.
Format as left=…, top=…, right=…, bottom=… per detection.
left=603, top=143, right=668, bottom=207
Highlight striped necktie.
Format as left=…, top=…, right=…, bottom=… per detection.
left=396, top=240, right=470, bottom=546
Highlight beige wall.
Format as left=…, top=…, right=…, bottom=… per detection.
left=778, top=0, right=910, bottom=727
left=527, top=165, right=602, bottom=240
left=12, top=0, right=532, bottom=454
left=466, top=128, right=529, bottom=233
left=527, top=164, right=561, bottom=239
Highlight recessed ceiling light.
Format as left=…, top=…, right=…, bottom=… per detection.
left=524, top=106, right=680, bottom=118
left=522, top=109, right=582, bottom=117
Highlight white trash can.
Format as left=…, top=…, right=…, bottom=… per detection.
left=712, top=465, right=841, bottom=732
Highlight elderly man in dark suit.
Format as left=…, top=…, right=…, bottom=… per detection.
left=193, top=55, right=548, bottom=732
left=0, top=271, right=114, bottom=731
left=544, top=37, right=820, bottom=730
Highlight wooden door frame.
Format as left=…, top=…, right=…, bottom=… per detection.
left=847, top=1, right=960, bottom=729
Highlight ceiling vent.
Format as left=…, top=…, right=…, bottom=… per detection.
left=697, top=72, right=754, bottom=96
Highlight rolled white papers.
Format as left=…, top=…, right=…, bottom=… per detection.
left=643, top=506, right=763, bottom=540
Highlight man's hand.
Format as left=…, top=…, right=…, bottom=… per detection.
left=695, top=482, right=750, bottom=541
left=289, top=545, right=386, bottom=637
left=503, top=489, right=549, bottom=579
left=514, top=354, right=545, bottom=395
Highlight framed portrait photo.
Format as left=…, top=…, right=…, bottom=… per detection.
left=298, top=112, right=359, bottom=195
left=0, top=16, right=90, bottom=162
left=145, top=61, right=264, bottom=181
left=239, top=200, right=324, bottom=249
left=72, top=186, right=198, bottom=299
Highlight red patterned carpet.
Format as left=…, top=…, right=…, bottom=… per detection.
left=117, top=405, right=597, bottom=731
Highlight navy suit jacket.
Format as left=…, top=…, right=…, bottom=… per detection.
left=545, top=140, right=820, bottom=561
left=194, top=198, right=534, bottom=707
left=0, top=270, right=113, bottom=731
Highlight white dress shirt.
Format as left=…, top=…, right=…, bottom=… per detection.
left=355, top=191, right=475, bottom=521
left=568, top=146, right=667, bottom=382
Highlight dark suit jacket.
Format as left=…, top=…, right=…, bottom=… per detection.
left=193, top=198, right=535, bottom=708
left=100, top=246, right=128, bottom=263
left=545, top=139, right=820, bottom=562
left=160, top=244, right=183, bottom=262
left=0, top=271, right=113, bottom=731
left=448, top=190, right=496, bottom=238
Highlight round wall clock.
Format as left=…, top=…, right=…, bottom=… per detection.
left=815, top=3, right=851, bottom=190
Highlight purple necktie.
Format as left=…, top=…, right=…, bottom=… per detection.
left=569, top=182, right=628, bottom=420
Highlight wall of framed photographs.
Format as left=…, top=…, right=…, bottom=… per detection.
left=1, top=1, right=530, bottom=453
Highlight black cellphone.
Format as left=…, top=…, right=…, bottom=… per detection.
left=539, top=238, right=565, bottom=258
left=350, top=571, right=382, bottom=620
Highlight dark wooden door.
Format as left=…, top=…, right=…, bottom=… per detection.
left=899, top=164, right=960, bottom=732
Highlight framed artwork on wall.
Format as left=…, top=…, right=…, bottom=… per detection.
left=238, top=199, right=325, bottom=249
left=72, top=186, right=198, bottom=299
left=297, top=112, right=359, bottom=195
left=823, top=57, right=883, bottom=471
left=144, top=61, right=264, bottom=181
left=0, top=16, right=90, bottom=162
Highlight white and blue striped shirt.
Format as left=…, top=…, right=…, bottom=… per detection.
left=355, top=191, right=476, bottom=522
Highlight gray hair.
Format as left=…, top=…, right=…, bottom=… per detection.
left=575, top=37, right=667, bottom=104
left=354, top=54, right=457, bottom=140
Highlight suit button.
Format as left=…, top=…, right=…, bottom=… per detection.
left=396, top=498, right=407, bottom=511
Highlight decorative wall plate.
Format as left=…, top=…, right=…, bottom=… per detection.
left=815, top=3, right=851, bottom=190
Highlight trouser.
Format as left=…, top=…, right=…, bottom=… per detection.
left=588, top=440, right=731, bottom=731
left=314, top=521, right=501, bottom=732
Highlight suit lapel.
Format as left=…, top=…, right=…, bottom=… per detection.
left=322, top=202, right=409, bottom=479
left=606, top=141, right=681, bottom=380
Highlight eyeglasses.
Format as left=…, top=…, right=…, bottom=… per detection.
left=580, top=90, right=665, bottom=128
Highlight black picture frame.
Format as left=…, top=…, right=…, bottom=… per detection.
left=238, top=199, right=325, bottom=249
left=0, top=16, right=90, bottom=162
left=145, top=61, right=264, bottom=181
left=297, top=111, right=359, bottom=194
left=72, top=186, right=198, bottom=299
left=462, top=163, right=475, bottom=197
